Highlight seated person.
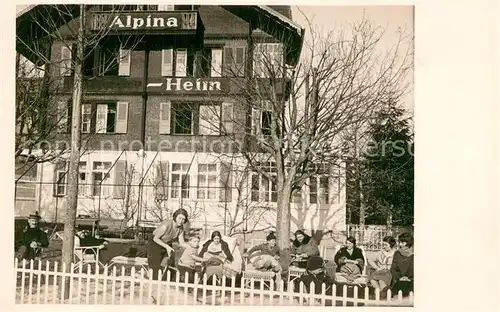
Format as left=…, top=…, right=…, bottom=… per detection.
left=367, top=236, right=396, bottom=291
left=76, top=229, right=108, bottom=254
left=294, top=256, right=334, bottom=295
left=20, top=214, right=49, bottom=261
left=290, top=230, right=320, bottom=268
left=177, top=235, right=206, bottom=283
left=198, top=231, right=234, bottom=279
left=390, top=233, right=414, bottom=296
left=245, top=232, right=282, bottom=286
left=334, top=236, right=365, bottom=284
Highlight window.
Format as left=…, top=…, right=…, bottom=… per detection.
left=81, top=104, right=91, bottom=133
left=162, top=48, right=193, bottom=77
left=310, top=176, right=329, bottom=204
left=261, top=111, right=272, bottom=136
left=78, top=161, right=87, bottom=195
left=92, top=161, right=112, bottom=197
left=253, top=43, right=283, bottom=78
left=55, top=171, right=67, bottom=196
left=171, top=104, right=193, bottom=134
left=197, top=164, right=217, bottom=199
left=171, top=163, right=190, bottom=199
left=95, top=46, right=119, bottom=76
left=251, top=101, right=276, bottom=136
left=96, top=103, right=116, bottom=133
left=251, top=162, right=277, bottom=202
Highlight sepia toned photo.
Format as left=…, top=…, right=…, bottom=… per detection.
left=15, top=4, right=414, bottom=307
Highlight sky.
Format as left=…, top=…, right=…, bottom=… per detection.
left=292, top=6, right=414, bottom=112
left=16, top=4, right=414, bottom=111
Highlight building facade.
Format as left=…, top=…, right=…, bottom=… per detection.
left=16, top=5, right=346, bottom=235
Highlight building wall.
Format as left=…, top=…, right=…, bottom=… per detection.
left=34, top=150, right=346, bottom=232
left=17, top=5, right=347, bottom=233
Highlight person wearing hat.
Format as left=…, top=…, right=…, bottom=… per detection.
left=294, top=255, right=334, bottom=295
left=21, top=213, right=49, bottom=261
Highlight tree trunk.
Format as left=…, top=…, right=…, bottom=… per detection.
left=61, top=4, right=85, bottom=297
left=276, top=174, right=292, bottom=272
left=311, top=230, right=324, bottom=245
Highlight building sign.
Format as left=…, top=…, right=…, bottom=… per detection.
left=147, top=78, right=229, bottom=94
left=90, top=12, right=197, bottom=31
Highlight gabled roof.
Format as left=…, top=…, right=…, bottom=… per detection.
left=17, top=5, right=304, bottom=66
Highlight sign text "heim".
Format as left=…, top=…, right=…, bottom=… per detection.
left=165, top=78, right=221, bottom=91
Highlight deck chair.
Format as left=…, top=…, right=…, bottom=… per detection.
left=333, top=244, right=368, bottom=285
left=73, top=235, right=104, bottom=272
left=242, top=254, right=276, bottom=289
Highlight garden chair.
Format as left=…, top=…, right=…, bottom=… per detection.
left=241, top=254, right=276, bottom=289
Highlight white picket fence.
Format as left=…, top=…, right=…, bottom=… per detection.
left=14, top=259, right=413, bottom=306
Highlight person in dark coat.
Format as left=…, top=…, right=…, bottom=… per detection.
left=21, top=214, right=49, bottom=261
left=334, top=236, right=365, bottom=284
left=390, top=233, right=414, bottom=296
left=294, top=256, right=334, bottom=295
left=290, top=230, right=320, bottom=268
left=198, top=231, right=234, bottom=280
left=198, top=231, right=234, bottom=262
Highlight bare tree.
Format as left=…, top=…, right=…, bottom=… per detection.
left=203, top=15, right=413, bottom=269
left=17, top=4, right=146, bottom=278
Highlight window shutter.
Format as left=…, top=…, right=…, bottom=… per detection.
left=96, top=104, right=108, bottom=133
left=118, top=49, right=131, bottom=76
left=159, top=101, right=171, bottom=134
left=199, top=105, right=220, bottom=135
left=251, top=107, right=260, bottom=135
left=57, top=101, right=68, bottom=133
left=176, top=49, right=187, bottom=77
left=235, top=47, right=246, bottom=77
left=60, top=45, right=72, bottom=76
left=115, top=101, right=129, bottom=133
left=156, top=161, right=170, bottom=199
left=219, top=162, right=232, bottom=202
left=223, top=47, right=233, bottom=77
left=161, top=49, right=173, bottom=76
left=113, top=160, right=127, bottom=199
left=211, top=49, right=222, bottom=78
left=221, top=102, right=234, bottom=134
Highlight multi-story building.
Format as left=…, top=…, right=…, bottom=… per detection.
left=16, top=4, right=346, bottom=236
